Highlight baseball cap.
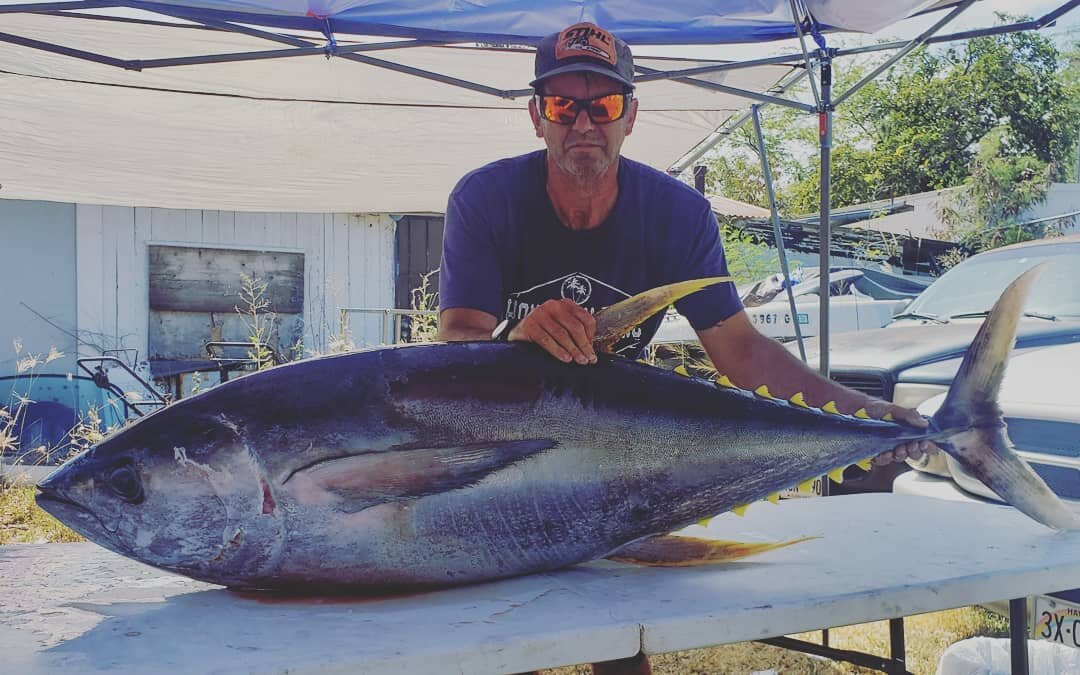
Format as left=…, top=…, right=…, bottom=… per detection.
left=530, top=22, right=635, bottom=91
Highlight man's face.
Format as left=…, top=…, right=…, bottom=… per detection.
left=529, top=72, right=637, bottom=184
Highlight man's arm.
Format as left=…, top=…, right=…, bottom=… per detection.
left=696, top=311, right=934, bottom=464
left=439, top=307, right=498, bottom=342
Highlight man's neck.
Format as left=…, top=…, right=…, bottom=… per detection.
left=545, top=157, right=619, bottom=231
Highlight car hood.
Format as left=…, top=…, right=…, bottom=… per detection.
left=792, top=319, right=1080, bottom=372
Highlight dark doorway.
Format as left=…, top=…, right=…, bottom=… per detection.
left=395, top=215, right=444, bottom=309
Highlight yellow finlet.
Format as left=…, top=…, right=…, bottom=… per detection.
left=754, top=385, right=774, bottom=399
left=789, top=392, right=809, bottom=408
left=732, top=503, right=749, bottom=517
left=828, top=467, right=845, bottom=483
left=673, top=365, right=690, bottom=377
left=716, top=374, right=736, bottom=388
left=854, top=408, right=871, bottom=419
left=822, top=401, right=840, bottom=414
left=766, top=492, right=780, bottom=504
left=697, top=517, right=711, bottom=527
left=797, top=478, right=816, bottom=492
left=883, top=412, right=895, bottom=422
left=856, top=458, right=873, bottom=471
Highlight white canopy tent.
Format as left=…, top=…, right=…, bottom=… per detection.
left=0, top=0, right=964, bottom=214
left=0, top=12, right=796, bottom=212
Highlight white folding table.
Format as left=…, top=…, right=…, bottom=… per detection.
left=3, top=493, right=1079, bottom=674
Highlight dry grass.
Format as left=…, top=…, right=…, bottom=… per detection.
left=544, top=607, right=1009, bottom=674
left=0, top=482, right=82, bottom=544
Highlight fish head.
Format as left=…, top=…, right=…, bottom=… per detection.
left=36, top=413, right=281, bottom=582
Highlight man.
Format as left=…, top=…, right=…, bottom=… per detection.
left=439, top=20, right=931, bottom=461
left=438, top=22, right=932, bottom=674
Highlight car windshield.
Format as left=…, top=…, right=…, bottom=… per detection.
left=903, top=243, right=1080, bottom=320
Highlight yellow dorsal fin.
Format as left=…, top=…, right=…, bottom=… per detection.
left=716, top=374, right=736, bottom=388
left=828, top=467, right=845, bottom=483
left=853, top=408, right=871, bottom=419
left=822, top=401, right=840, bottom=414
left=754, top=385, right=774, bottom=399
left=673, top=365, right=690, bottom=377
left=883, top=412, right=894, bottom=422
left=732, top=503, right=749, bottom=517
left=593, top=277, right=732, bottom=352
left=789, top=392, right=809, bottom=408
left=766, top=492, right=780, bottom=504
left=856, top=458, right=873, bottom=471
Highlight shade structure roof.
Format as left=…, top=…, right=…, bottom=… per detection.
left=0, top=1, right=960, bottom=213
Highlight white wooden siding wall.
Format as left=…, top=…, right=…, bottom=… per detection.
left=75, top=205, right=396, bottom=370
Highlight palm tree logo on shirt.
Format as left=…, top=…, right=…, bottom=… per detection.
left=561, top=274, right=593, bottom=305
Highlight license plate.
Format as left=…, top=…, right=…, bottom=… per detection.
left=1031, top=595, right=1080, bottom=647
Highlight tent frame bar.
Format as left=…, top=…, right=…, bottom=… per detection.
left=833, top=0, right=976, bottom=107
left=2, top=2, right=1073, bottom=106
left=789, top=0, right=822, bottom=108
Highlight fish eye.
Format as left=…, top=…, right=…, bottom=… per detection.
left=106, top=462, right=145, bottom=504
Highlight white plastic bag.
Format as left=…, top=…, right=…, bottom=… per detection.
left=937, top=637, right=1080, bottom=675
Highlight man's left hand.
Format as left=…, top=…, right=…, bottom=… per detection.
left=864, top=400, right=939, bottom=465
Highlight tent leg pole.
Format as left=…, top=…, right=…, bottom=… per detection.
left=752, top=104, right=806, bottom=363
left=818, top=52, right=833, bottom=379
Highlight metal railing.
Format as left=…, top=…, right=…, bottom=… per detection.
left=339, top=308, right=438, bottom=345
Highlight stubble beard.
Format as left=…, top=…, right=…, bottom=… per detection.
left=553, top=142, right=616, bottom=187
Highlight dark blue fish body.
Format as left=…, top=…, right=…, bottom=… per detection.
left=37, top=269, right=1079, bottom=589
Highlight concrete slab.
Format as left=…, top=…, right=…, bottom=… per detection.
left=2, top=493, right=1079, bottom=674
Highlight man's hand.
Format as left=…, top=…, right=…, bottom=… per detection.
left=509, top=299, right=598, bottom=365
left=863, top=399, right=939, bottom=465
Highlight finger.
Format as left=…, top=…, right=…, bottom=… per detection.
left=536, top=314, right=591, bottom=365
left=895, top=409, right=929, bottom=428
left=548, top=304, right=597, bottom=363
left=553, top=301, right=598, bottom=361
left=528, top=324, right=574, bottom=363
left=874, top=451, right=895, bottom=466
left=564, top=301, right=598, bottom=342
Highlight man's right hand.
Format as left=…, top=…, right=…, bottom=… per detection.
left=509, top=299, right=598, bottom=365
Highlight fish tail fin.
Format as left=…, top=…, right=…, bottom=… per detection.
left=594, top=277, right=732, bottom=351
left=933, top=264, right=1080, bottom=530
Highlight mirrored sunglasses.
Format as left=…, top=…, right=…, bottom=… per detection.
left=536, top=93, right=632, bottom=125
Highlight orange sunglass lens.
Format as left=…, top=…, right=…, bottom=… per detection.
left=543, top=96, right=578, bottom=124
left=541, top=95, right=625, bottom=124
left=588, top=95, right=624, bottom=122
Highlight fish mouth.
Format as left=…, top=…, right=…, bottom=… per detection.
left=35, top=485, right=122, bottom=539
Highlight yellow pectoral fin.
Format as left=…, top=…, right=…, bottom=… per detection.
left=606, top=534, right=819, bottom=567
left=593, top=277, right=733, bottom=351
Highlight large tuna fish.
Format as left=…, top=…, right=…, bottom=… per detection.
left=36, top=268, right=1079, bottom=589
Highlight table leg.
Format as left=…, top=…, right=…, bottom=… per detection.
left=888, top=617, right=905, bottom=675
left=1010, top=598, right=1029, bottom=675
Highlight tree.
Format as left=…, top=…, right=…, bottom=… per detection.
left=935, top=128, right=1058, bottom=252
left=704, top=17, right=1079, bottom=225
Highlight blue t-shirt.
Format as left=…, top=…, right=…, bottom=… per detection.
left=440, top=150, right=743, bottom=358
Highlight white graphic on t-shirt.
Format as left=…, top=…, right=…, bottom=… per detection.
left=504, top=272, right=645, bottom=356
left=560, top=275, right=592, bottom=304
